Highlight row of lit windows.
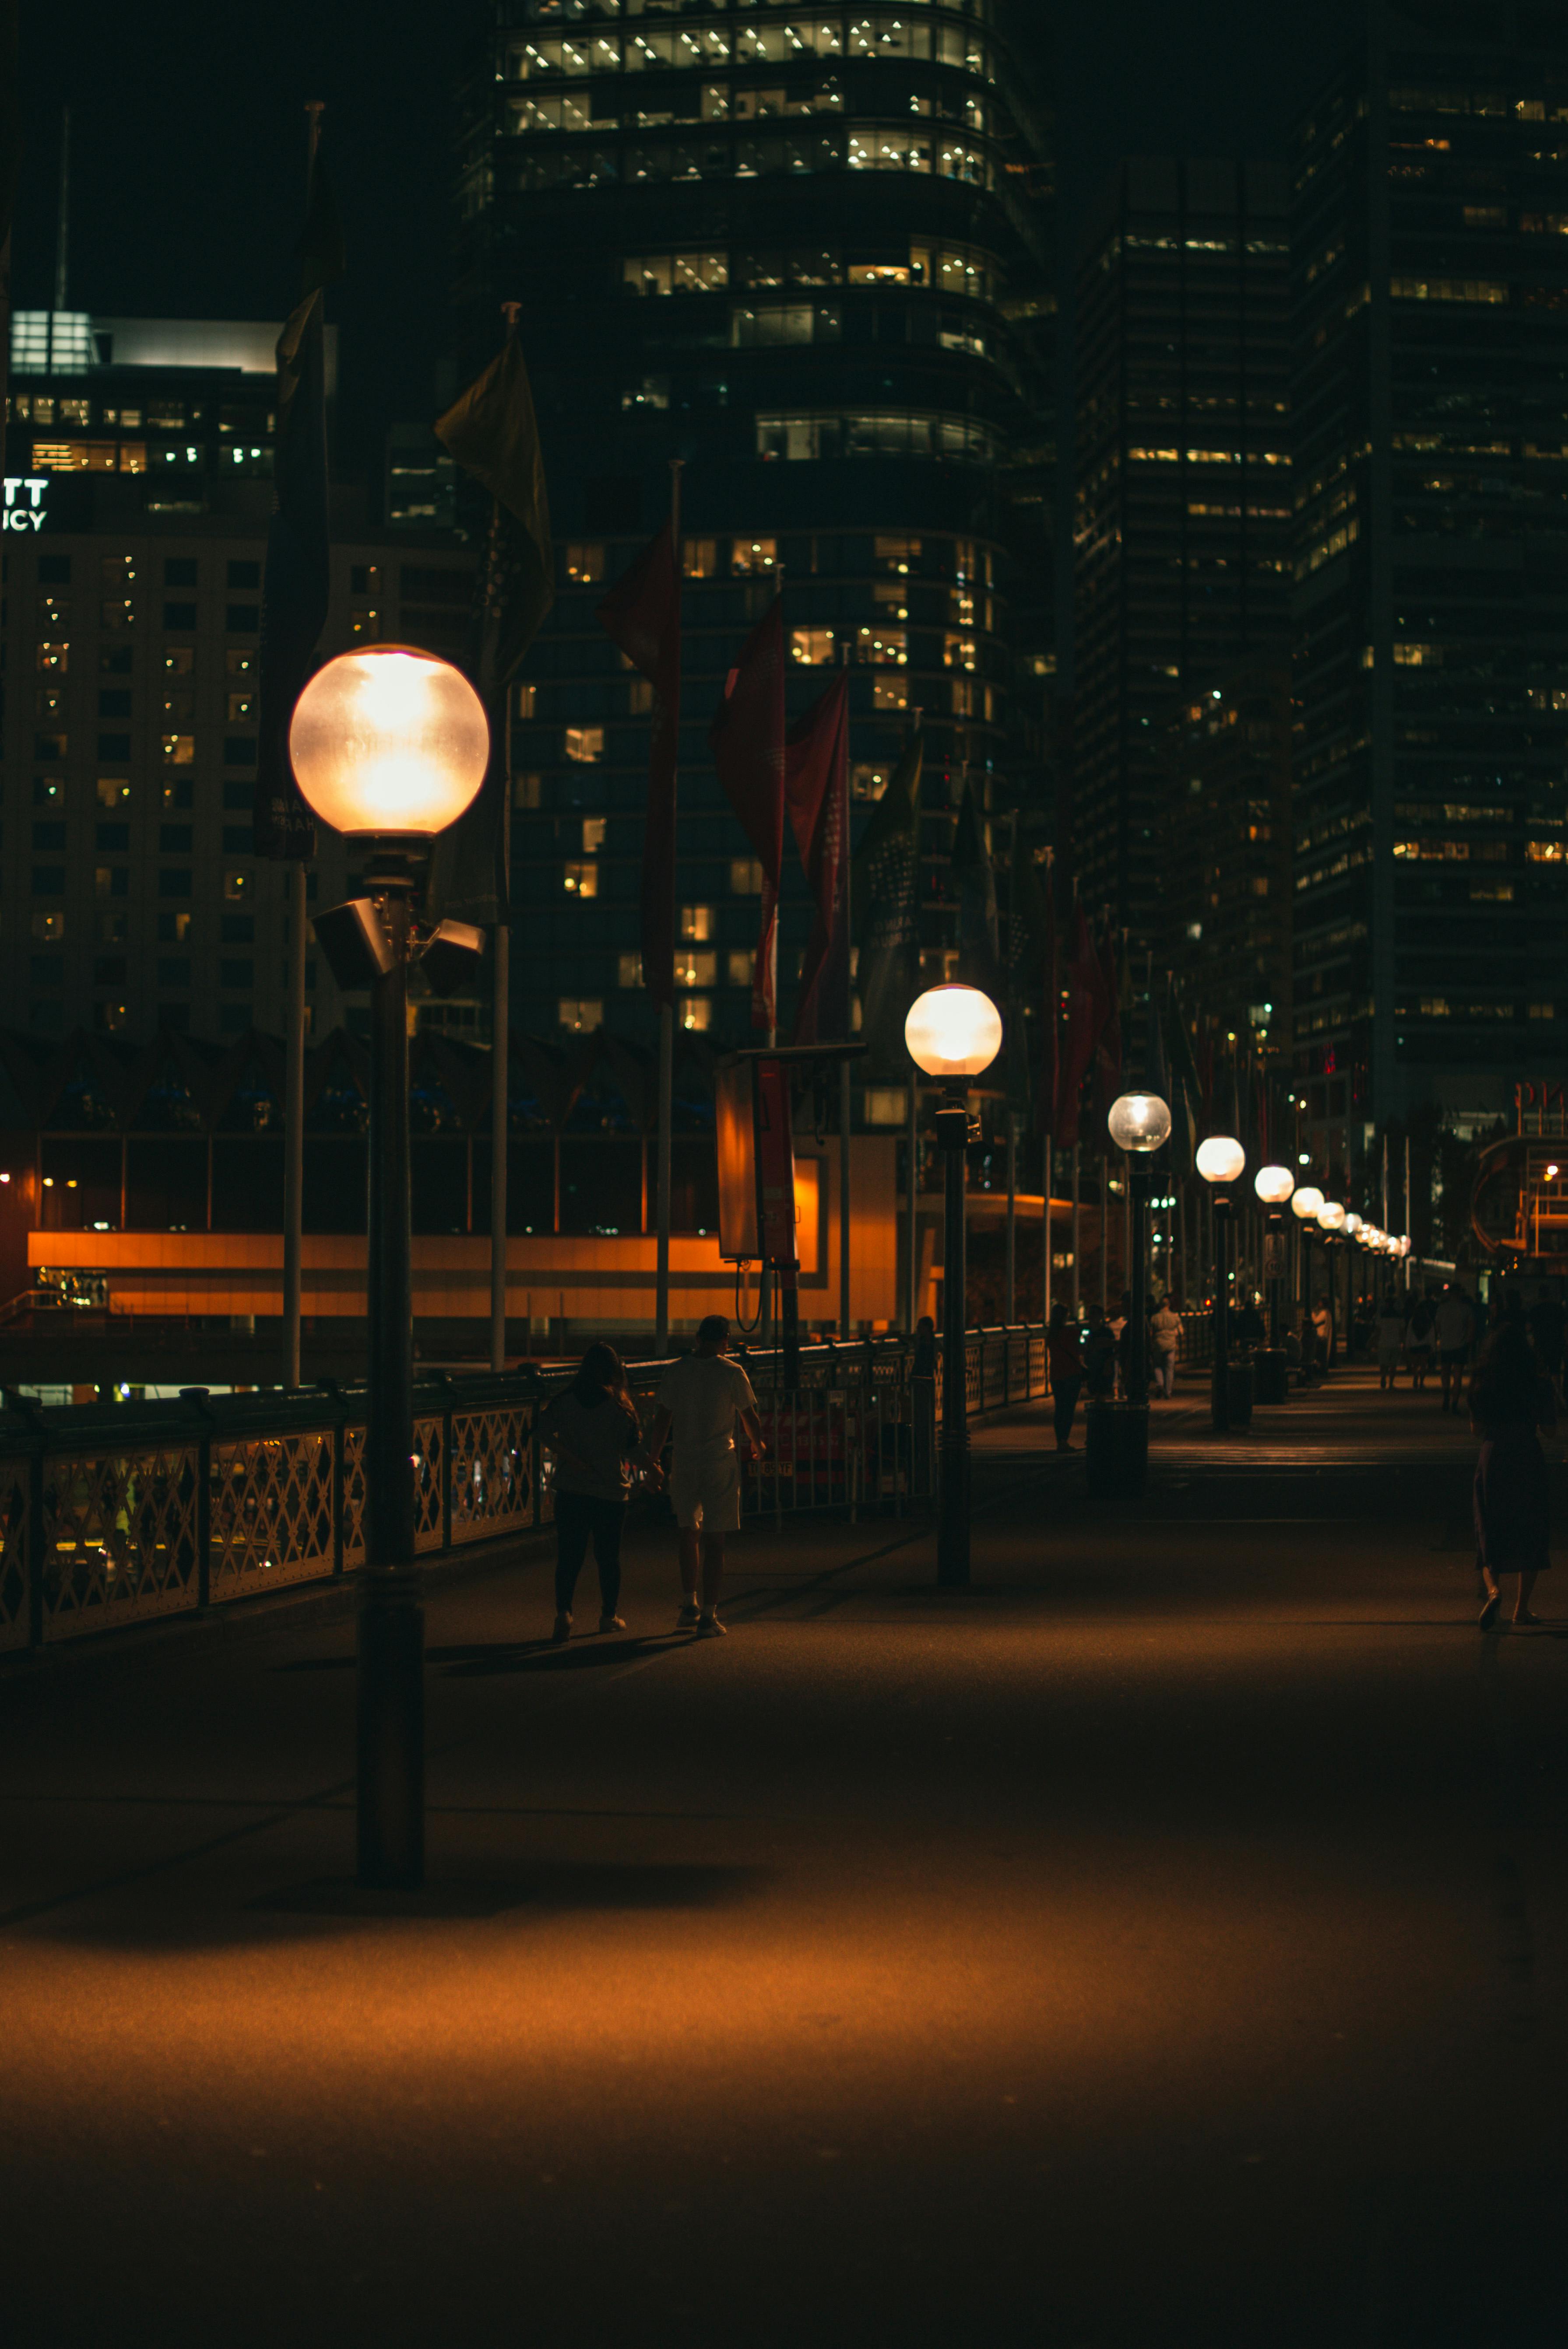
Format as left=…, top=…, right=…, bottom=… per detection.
left=512, top=80, right=987, bottom=130
left=1389, top=88, right=1568, bottom=121
left=755, top=408, right=998, bottom=461
left=506, top=16, right=991, bottom=81
left=25, top=869, right=254, bottom=909
left=510, top=123, right=991, bottom=188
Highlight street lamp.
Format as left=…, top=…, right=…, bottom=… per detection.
left=292, top=646, right=490, bottom=1888
left=1105, top=1090, right=1172, bottom=1487
left=1291, top=1183, right=1324, bottom=1373
left=1197, top=1132, right=1245, bottom=1431
left=1315, top=1201, right=1347, bottom=1372
left=905, top=984, right=1002, bottom=1586
left=1253, top=1163, right=1295, bottom=1399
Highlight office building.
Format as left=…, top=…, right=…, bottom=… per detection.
left=1071, top=158, right=1291, bottom=950
left=1291, top=3, right=1568, bottom=1163
left=452, top=0, right=1055, bottom=1046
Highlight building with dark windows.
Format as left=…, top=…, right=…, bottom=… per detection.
left=1070, top=159, right=1291, bottom=953
left=1291, top=2, right=1568, bottom=1175
left=2, top=313, right=472, bottom=1047
left=452, top=0, right=1054, bottom=1048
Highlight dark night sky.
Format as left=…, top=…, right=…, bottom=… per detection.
left=11, top=1, right=1357, bottom=483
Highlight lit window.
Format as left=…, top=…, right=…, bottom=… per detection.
left=791, top=626, right=835, bottom=664
left=31, top=911, right=64, bottom=942
left=618, top=952, right=644, bottom=988
left=674, top=950, right=717, bottom=988
left=944, top=632, right=977, bottom=672
left=863, top=1087, right=909, bottom=1125
left=162, top=734, right=196, bottom=766
left=628, top=678, right=655, bottom=714
left=725, top=948, right=754, bottom=988
left=684, top=538, right=718, bottom=577
left=513, top=772, right=543, bottom=810
left=165, top=647, right=195, bottom=675
left=857, top=624, right=907, bottom=665
left=565, top=542, right=605, bottom=584
left=563, top=862, right=599, bottom=897
left=731, top=537, right=778, bottom=575
left=559, top=997, right=604, bottom=1032
left=582, top=817, right=607, bottom=852
left=36, top=642, right=68, bottom=673
left=680, top=904, right=715, bottom=940
left=515, top=684, right=536, bottom=719
left=565, top=726, right=604, bottom=762
left=875, top=675, right=910, bottom=711
left=95, top=778, right=130, bottom=809
left=875, top=536, right=921, bottom=574
left=227, top=691, right=256, bottom=721
left=680, top=996, right=714, bottom=1032
left=850, top=763, right=888, bottom=801
left=223, top=870, right=251, bottom=902
left=729, top=858, right=765, bottom=894
left=1528, top=840, right=1565, bottom=862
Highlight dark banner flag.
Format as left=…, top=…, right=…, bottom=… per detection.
left=0, top=0, right=18, bottom=433
left=1055, top=895, right=1101, bottom=1148
left=950, top=780, right=1002, bottom=998
left=853, top=719, right=924, bottom=1074
left=786, top=669, right=851, bottom=1046
left=425, top=330, right=555, bottom=926
left=598, top=523, right=680, bottom=1005
left=253, top=157, right=345, bottom=860
left=710, top=598, right=785, bottom=1034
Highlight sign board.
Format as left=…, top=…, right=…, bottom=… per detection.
left=2, top=477, right=48, bottom=532
left=1263, top=1231, right=1287, bottom=1282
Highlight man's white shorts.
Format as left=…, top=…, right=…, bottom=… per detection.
left=670, top=1447, right=741, bottom=1532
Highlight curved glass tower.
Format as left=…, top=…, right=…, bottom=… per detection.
left=454, top=0, right=1053, bottom=1046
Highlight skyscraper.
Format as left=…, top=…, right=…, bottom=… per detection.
left=453, top=0, right=1054, bottom=1047
left=1071, top=158, right=1291, bottom=953
left=1292, top=2, right=1568, bottom=1169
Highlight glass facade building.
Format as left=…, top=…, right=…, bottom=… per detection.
left=1070, top=159, right=1291, bottom=957
left=1291, top=1, right=1568, bottom=1165
left=453, top=0, right=1054, bottom=1046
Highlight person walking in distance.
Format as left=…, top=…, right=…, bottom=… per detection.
left=1406, top=1290, right=1435, bottom=1392
left=1149, top=1292, right=1182, bottom=1400
left=1376, top=1291, right=1406, bottom=1393
left=642, top=1314, right=766, bottom=1637
left=1470, top=1323, right=1554, bottom=1630
left=1434, top=1281, right=1476, bottom=1414
left=538, top=1343, right=641, bottom=1644
left=1046, top=1298, right=1084, bottom=1451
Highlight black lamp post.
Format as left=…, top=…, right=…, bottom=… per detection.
left=291, top=646, right=490, bottom=1889
left=1315, top=1200, right=1347, bottom=1368
left=1198, top=1132, right=1245, bottom=1431
left=1100, top=1089, right=1172, bottom=1488
left=1291, top=1184, right=1324, bottom=1375
left=904, top=983, right=1002, bottom=1588
left=1252, top=1163, right=1295, bottom=1403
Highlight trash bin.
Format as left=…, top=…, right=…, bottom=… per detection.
left=1226, top=1361, right=1254, bottom=1429
left=1252, top=1348, right=1287, bottom=1405
left=1086, top=1399, right=1149, bottom=1497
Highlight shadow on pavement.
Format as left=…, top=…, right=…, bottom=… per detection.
left=430, top=1634, right=694, bottom=1676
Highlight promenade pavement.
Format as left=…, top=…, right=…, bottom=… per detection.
left=4, top=1366, right=1567, bottom=2346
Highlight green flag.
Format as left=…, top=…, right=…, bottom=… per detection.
left=424, top=333, right=554, bottom=926
left=853, top=721, right=924, bottom=1074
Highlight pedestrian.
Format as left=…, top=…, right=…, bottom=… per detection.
left=538, top=1342, right=641, bottom=1644
left=1083, top=1300, right=1118, bottom=1400
left=1434, top=1281, right=1476, bottom=1413
left=1149, top=1292, right=1182, bottom=1400
left=1300, top=1302, right=1321, bottom=1384
left=641, top=1312, right=766, bottom=1637
left=1046, top=1298, right=1084, bottom=1449
left=1376, top=1291, right=1406, bottom=1392
left=1406, top=1291, right=1435, bottom=1390
left=1312, top=1294, right=1334, bottom=1371
left=1235, top=1293, right=1266, bottom=1352
left=1528, top=1287, right=1565, bottom=1386
left=1470, top=1324, right=1553, bottom=1630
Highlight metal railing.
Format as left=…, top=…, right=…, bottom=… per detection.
left=0, top=1324, right=1060, bottom=1659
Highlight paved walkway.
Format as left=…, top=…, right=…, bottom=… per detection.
left=4, top=1372, right=1566, bottom=2346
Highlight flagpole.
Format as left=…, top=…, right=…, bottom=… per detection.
left=1071, top=1142, right=1080, bottom=1316
left=1041, top=846, right=1054, bottom=1336
left=1004, top=808, right=1017, bottom=1326
left=489, top=682, right=511, bottom=1371
left=839, top=763, right=852, bottom=1343
left=655, top=459, right=682, bottom=1355
left=283, top=96, right=325, bottom=1393
left=906, top=1077, right=918, bottom=1332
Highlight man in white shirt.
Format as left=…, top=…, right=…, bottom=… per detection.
left=643, top=1314, right=766, bottom=1636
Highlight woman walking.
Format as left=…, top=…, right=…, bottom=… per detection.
left=1376, top=1292, right=1406, bottom=1392
left=538, top=1343, right=642, bottom=1643
left=1470, top=1325, right=1553, bottom=1631
left=1046, top=1298, right=1084, bottom=1452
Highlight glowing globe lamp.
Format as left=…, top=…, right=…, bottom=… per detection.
left=1317, top=1201, right=1347, bottom=1233
left=904, top=984, right=1003, bottom=1080
left=1107, top=1091, right=1172, bottom=1153
left=289, top=647, right=491, bottom=837
left=1196, top=1135, right=1245, bottom=1186
left=1254, top=1164, right=1295, bottom=1206
left=1344, top=1212, right=1363, bottom=1238
left=1291, top=1185, right=1325, bottom=1223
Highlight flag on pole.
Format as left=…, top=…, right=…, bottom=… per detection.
left=253, top=156, right=344, bottom=860
left=425, top=330, right=555, bottom=925
left=949, top=781, right=1002, bottom=997
left=785, top=668, right=850, bottom=1045
left=1164, top=986, right=1202, bottom=1176
left=0, top=0, right=19, bottom=434
left=598, top=522, right=680, bottom=1005
left=853, top=718, right=924, bottom=1073
left=710, top=598, right=785, bottom=1033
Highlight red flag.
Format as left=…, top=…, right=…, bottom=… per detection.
left=786, top=671, right=851, bottom=1045
left=598, top=523, right=680, bottom=1005
left=711, top=598, right=785, bottom=1033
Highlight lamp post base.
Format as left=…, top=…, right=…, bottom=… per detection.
left=356, top=1571, right=425, bottom=1889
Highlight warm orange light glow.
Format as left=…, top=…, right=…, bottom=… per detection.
left=904, top=985, right=1002, bottom=1080
left=288, top=647, right=490, bottom=837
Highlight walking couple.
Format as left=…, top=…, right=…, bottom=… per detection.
left=538, top=1314, right=766, bottom=1643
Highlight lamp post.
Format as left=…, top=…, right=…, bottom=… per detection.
left=1197, top=1131, right=1246, bottom=1431
left=1315, top=1199, right=1347, bottom=1371
left=290, top=646, right=490, bottom=1888
left=1253, top=1163, right=1295, bottom=1402
left=1291, top=1183, right=1324, bottom=1367
left=905, top=983, right=1002, bottom=1587
left=1101, top=1090, right=1172, bottom=1492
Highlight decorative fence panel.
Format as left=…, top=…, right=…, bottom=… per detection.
left=0, top=1456, right=31, bottom=1653
left=40, top=1440, right=201, bottom=1642
left=208, top=1426, right=337, bottom=1604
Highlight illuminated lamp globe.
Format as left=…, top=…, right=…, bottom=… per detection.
left=1317, top=1201, right=1347, bottom=1233
left=1196, top=1135, right=1245, bottom=1186
left=1344, top=1212, right=1363, bottom=1238
left=1107, top=1091, right=1172, bottom=1153
left=288, top=646, right=491, bottom=838
left=1254, top=1164, right=1296, bottom=1206
left=904, top=984, right=1003, bottom=1080
left=1291, top=1184, right=1325, bottom=1223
